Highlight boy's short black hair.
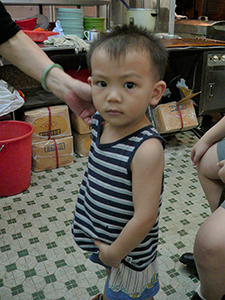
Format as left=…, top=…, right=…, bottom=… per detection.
left=86, top=24, right=168, bottom=80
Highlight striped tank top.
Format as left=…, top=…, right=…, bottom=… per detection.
left=72, top=112, right=165, bottom=271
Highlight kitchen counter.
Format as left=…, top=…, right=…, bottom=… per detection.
left=2, top=36, right=225, bottom=118
left=158, top=36, right=225, bottom=116
left=37, top=36, right=225, bottom=53
left=162, top=36, right=225, bottom=50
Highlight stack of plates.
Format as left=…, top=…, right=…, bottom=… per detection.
left=57, top=8, right=84, bottom=38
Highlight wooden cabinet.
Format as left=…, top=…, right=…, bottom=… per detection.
left=176, top=0, right=225, bottom=21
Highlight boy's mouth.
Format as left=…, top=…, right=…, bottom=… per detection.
left=106, top=109, right=123, bottom=115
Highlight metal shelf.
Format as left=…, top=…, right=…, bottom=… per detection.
left=2, top=0, right=110, bottom=5
left=3, top=0, right=111, bottom=28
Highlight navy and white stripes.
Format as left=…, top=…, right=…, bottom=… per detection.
left=72, top=112, right=165, bottom=271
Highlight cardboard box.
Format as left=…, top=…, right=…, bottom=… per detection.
left=32, top=136, right=74, bottom=172
left=152, top=97, right=198, bottom=134
left=73, top=131, right=92, bottom=157
left=24, top=105, right=72, bottom=142
left=70, top=111, right=92, bottom=134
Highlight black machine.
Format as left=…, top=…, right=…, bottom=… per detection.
left=199, top=50, right=225, bottom=115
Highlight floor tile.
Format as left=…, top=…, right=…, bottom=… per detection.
left=0, top=130, right=207, bottom=299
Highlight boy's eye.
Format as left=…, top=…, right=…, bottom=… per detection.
left=97, top=81, right=107, bottom=87
left=124, top=82, right=135, bottom=89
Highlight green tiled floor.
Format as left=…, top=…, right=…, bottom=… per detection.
left=0, top=130, right=208, bottom=300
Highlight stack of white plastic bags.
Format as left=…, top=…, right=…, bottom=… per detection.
left=0, top=80, right=24, bottom=117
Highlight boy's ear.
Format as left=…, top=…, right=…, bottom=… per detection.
left=87, top=76, right=92, bottom=86
left=149, top=80, right=167, bottom=106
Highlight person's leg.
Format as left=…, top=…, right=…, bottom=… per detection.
left=194, top=205, right=225, bottom=300
left=102, top=268, right=111, bottom=300
left=180, top=142, right=225, bottom=268
left=197, top=143, right=224, bottom=212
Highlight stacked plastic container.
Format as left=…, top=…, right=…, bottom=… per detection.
left=83, top=17, right=105, bottom=33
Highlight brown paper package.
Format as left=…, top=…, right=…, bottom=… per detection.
left=32, top=136, right=74, bottom=172
left=152, top=99, right=198, bottom=134
left=24, top=105, right=72, bottom=142
left=73, top=131, right=92, bottom=157
left=70, top=111, right=92, bottom=134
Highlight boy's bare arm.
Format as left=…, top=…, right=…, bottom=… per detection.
left=95, top=138, right=164, bottom=268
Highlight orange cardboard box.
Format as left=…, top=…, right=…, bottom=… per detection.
left=70, top=111, right=92, bottom=134
left=24, top=105, right=72, bottom=142
left=32, top=136, right=74, bottom=172
left=152, top=98, right=198, bottom=134
left=73, top=131, right=92, bottom=157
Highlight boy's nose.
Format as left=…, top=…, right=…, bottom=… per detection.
left=106, top=89, right=122, bottom=103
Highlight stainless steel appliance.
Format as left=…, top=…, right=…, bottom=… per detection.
left=174, top=19, right=225, bottom=116
left=199, top=50, right=225, bottom=115
left=175, top=19, right=225, bottom=41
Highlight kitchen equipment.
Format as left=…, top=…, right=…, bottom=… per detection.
left=56, top=8, right=84, bottom=37
left=198, top=50, right=225, bottom=115
left=22, top=30, right=58, bottom=42
left=84, top=28, right=100, bottom=42
left=0, top=121, right=34, bottom=197
left=125, top=8, right=157, bottom=32
left=83, top=17, right=105, bottom=33
left=175, top=19, right=225, bottom=41
left=16, top=17, right=37, bottom=30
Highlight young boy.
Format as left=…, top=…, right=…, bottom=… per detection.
left=72, top=25, right=168, bottom=300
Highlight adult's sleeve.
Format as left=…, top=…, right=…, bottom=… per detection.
left=0, top=1, right=20, bottom=45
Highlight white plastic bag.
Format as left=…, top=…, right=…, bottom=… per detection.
left=0, top=80, right=24, bottom=117
left=52, top=20, right=64, bottom=36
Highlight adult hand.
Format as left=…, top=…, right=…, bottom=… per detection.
left=46, top=70, right=95, bottom=126
left=60, top=78, right=95, bottom=126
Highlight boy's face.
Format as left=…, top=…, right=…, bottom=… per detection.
left=88, top=48, right=165, bottom=128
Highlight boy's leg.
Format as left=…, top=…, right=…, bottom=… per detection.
left=102, top=268, right=155, bottom=300
left=194, top=206, right=225, bottom=300
left=197, top=143, right=224, bottom=212
left=103, top=268, right=111, bottom=300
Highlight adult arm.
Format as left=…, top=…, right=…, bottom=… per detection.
left=0, top=30, right=95, bottom=125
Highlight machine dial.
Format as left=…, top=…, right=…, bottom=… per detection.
left=221, top=55, right=225, bottom=62
left=212, top=55, right=219, bottom=62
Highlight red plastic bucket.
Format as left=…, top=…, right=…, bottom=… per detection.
left=0, top=121, right=34, bottom=197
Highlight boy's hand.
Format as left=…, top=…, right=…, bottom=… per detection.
left=94, top=239, right=121, bottom=268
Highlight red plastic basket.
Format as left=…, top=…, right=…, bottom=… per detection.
left=22, top=30, right=59, bottom=42
left=16, top=18, right=37, bottom=30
